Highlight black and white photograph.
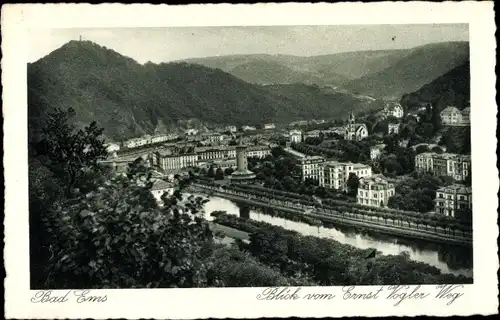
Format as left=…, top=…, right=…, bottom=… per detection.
left=27, top=22, right=475, bottom=289
left=3, top=2, right=497, bottom=319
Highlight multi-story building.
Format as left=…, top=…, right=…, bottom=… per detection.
left=441, top=106, right=470, bottom=126
left=264, top=123, right=276, bottom=130
left=319, top=161, right=372, bottom=191
left=370, top=144, right=385, bottom=160
left=461, top=107, right=471, bottom=125
left=246, top=145, right=271, bottom=158
left=289, top=129, right=302, bottom=143
left=415, top=152, right=471, bottom=181
left=156, top=150, right=198, bottom=171
left=388, top=123, right=400, bottom=135
left=434, top=184, right=472, bottom=218
left=200, top=132, right=224, bottom=144
left=357, top=175, right=395, bottom=208
left=383, top=102, right=404, bottom=118
left=344, top=112, right=368, bottom=141
left=196, top=146, right=237, bottom=161
left=304, top=130, right=322, bottom=139
left=297, top=156, right=325, bottom=181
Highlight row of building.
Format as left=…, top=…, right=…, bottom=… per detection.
left=123, top=133, right=180, bottom=149
left=415, top=152, right=471, bottom=181
left=150, top=144, right=272, bottom=172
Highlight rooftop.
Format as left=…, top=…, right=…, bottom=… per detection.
left=437, top=184, right=472, bottom=194
left=151, top=180, right=175, bottom=191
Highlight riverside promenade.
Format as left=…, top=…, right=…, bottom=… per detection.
left=189, top=183, right=472, bottom=247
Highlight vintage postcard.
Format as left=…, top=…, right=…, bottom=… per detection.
left=2, top=2, right=498, bottom=319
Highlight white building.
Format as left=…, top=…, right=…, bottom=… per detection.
left=440, top=106, right=470, bottom=126
left=357, top=175, right=395, bottom=208
left=242, top=125, right=257, bottom=131
left=304, top=130, right=322, bottom=139
left=156, top=150, right=198, bottom=171
left=415, top=152, right=471, bottom=181
left=319, top=161, right=372, bottom=191
left=105, top=143, right=120, bottom=153
left=185, top=128, right=199, bottom=136
left=226, top=126, right=238, bottom=133
left=383, top=102, right=404, bottom=118
left=434, top=184, right=472, bottom=217
left=246, top=145, right=271, bottom=158
left=289, top=129, right=302, bottom=144
left=370, top=144, right=386, bottom=160
left=388, top=123, right=400, bottom=135
left=297, top=156, right=325, bottom=181
left=264, top=123, right=276, bottom=130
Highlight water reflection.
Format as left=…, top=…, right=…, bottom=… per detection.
left=201, top=195, right=473, bottom=277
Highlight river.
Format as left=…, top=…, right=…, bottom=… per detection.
left=199, top=195, right=473, bottom=278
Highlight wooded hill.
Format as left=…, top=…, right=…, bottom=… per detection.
left=28, top=41, right=376, bottom=141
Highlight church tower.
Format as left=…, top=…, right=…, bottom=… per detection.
left=349, top=110, right=355, bottom=124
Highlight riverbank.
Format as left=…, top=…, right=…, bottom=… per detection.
left=190, top=185, right=472, bottom=247
left=212, top=213, right=473, bottom=285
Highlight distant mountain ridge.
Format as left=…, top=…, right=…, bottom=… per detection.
left=182, top=42, right=469, bottom=98
left=344, top=42, right=470, bottom=99
left=28, top=40, right=378, bottom=141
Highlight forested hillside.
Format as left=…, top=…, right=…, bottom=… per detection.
left=28, top=41, right=374, bottom=141
left=343, top=42, right=469, bottom=99
left=400, top=60, right=470, bottom=111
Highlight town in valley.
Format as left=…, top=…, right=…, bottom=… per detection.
left=28, top=25, right=473, bottom=289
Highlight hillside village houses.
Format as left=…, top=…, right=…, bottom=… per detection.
left=440, top=106, right=471, bottom=126
left=318, top=161, right=372, bottom=191
left=264, top=123, right=276, bottom=130
left=226, top=125, right=238, bottom=133
left=370, top=144, right=386, bottom=160
left=434, top=184, right=472, bottom=218
left=382, top=102, right=404, bottom=118
left=388, top=123, right=400, bottom=134
left=344, top=111, right=368, bottom=141
left=415, top=152, right=471, bottom=181
left=357, top=175, right=396, bottom=208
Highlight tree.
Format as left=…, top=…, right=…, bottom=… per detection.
left=43, top=163, right=215, bottom=289
left=346, top=173, right=360, bottom=196
left=33, top=108, right=108, bottom=197
left=224, top=167, right=234, bottom=175
left=215, top=168, right=224, bottom=180
left=415, top=145, right=430, bottom=154
left=207, top=166, right=216, bottom=178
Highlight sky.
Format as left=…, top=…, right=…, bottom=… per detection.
left=28, top=24, right=469, bottom=64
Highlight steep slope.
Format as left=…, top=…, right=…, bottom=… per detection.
left=28, top=41, right=374, bottom=141
left=344, top=42, right=470, bottom=99
left=400, top=60, right=470, bottom=111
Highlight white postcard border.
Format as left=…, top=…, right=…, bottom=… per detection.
left=2, top=2, right=498, bottom=319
